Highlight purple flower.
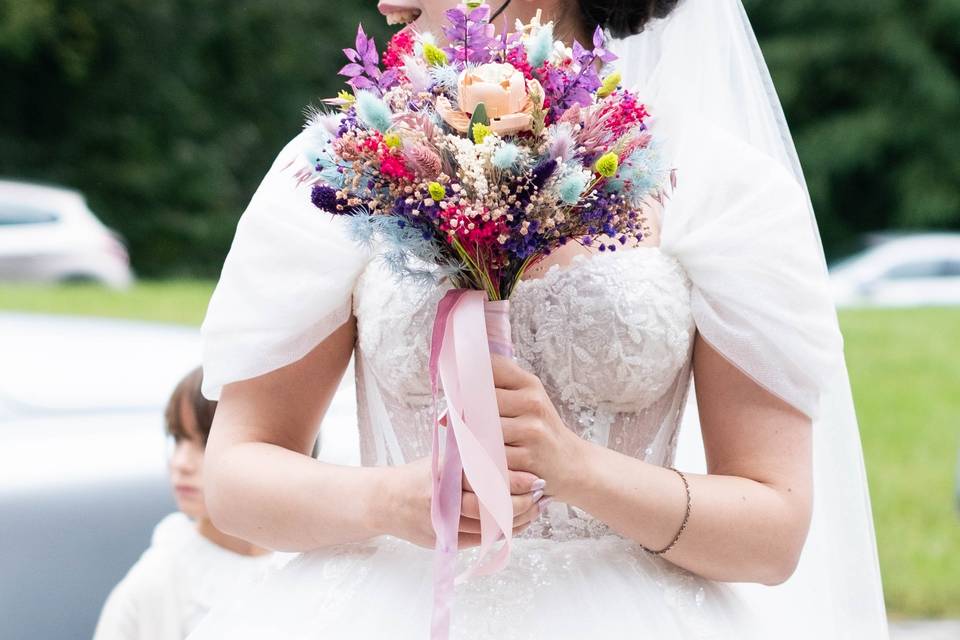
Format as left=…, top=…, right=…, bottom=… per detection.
left=537, top=26, right=618, bottom=120
left=530, top=158, right=559, bottom=190
left=442, top=5, right=495, bottom=65
left=340, top=25, right=398, bottom=95
left=311, top=184, right=343, bottom=214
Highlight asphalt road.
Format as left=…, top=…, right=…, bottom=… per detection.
left=890, top=620, right=960, bottom=639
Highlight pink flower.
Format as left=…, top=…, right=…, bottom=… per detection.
left=380, top=154, right=414, bottom=181
left=384, top=29, right=415, bottom=70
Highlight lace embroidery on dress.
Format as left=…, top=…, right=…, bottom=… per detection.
left=352, top=246, right=696, bottom=541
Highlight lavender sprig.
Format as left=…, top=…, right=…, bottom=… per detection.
left=538, top=26, right=617, bottom=119
left=442, top=5, right=495, bottom=65
left=339, top=25, right=398, bottom=95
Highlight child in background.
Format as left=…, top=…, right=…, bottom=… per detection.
left=94, top=366, right=287, bottom=640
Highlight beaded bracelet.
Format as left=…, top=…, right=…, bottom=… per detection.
left=642, top=467, right=691, bottom=556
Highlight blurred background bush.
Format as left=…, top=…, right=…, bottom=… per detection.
left=2, top=1, right=959, bottom=276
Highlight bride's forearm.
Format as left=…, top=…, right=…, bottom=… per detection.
left=205, top=440, right=396, bottom=552
left=564, top=440, right=810, bottom=586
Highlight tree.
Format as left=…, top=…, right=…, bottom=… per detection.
left=2, top=1, right=958, bottom=275
left=744, top=0, right=960, bottom=258
left=0, top=0, right=390, bottom=276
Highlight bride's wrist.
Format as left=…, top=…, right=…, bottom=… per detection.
left=556, top=437, right=602, bottom=507
left=363, top=465, right=403, bottom=537
left=365, top=461, right=430, bottom=541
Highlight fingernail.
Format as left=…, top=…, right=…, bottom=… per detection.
left=531, top=478, right=546, bottom=492
left=531, top=489, right=544, bottom=502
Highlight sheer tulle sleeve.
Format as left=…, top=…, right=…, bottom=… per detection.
left=200, top=132, right=372, bottom=400
left=659, top=110, right=843, bottom=419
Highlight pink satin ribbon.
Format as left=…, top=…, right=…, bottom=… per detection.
left=429, top=290, right=514, bottom=640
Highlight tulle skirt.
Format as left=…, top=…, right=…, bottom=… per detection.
left=186, top=534, right=759, bottom=639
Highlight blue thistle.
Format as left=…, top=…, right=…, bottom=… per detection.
left=492, top=143, right=520, bottom=170
left=606, top=146, right=664, bottom=205
left=355, top=90, right=392, bottom=133
left=429, top=64, right=461, bottom=103
left=526, top=24, right=553, bottom=69
left=557, top=170, right=589, bottom=204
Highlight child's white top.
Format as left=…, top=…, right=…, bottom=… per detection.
left=94, top=512, right=287, bottom=640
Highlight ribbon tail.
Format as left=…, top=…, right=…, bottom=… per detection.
left=428, top=289, right=514, bottom=640
left=429, top=290, right=468, bottom=640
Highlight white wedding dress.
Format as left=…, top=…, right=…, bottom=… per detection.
left=193, top=1, right=888, bottom=637
left=192, top=241, right=762, bottom=639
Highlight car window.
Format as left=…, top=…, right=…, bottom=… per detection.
left=883, top=260, right=947, bottom=280
left=0, top=203, right=60, bottom=225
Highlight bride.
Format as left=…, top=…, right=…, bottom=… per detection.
left=190, top=0, right=889, bottom=637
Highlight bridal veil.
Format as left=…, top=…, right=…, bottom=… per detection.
left=611, top=0, right=888, bottom=636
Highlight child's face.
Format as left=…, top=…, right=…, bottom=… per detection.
left=168, top=399, right=207, bottom=520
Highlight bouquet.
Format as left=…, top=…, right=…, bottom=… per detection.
left=294, top=5, right=671, bottom=637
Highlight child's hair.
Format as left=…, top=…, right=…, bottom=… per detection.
left=165, top=366, right=217, bottom=446
left=163, top=366, right=322, bottom=457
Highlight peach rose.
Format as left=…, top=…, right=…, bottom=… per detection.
left=458, top=63, right=528, bottom=119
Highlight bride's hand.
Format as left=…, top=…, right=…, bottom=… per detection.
left=492, top=355, right=586, bottom=502
left=458, top=469, right=544, bottom=538
left=386, top=457, right=544, bottom=550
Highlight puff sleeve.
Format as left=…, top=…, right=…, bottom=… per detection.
left=659, top=109, right=844, bottom=419
left=200, top=132, right=372, bottom=400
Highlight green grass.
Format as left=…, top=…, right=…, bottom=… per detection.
left=0, top=283, right=958, bottom=617
left=839, top=307, right=960, bottom=619
left=0, top=280, right=215, bottom=326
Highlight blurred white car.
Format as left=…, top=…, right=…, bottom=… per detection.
left=0, top=312, right=357, bottom=640
left=0, top=313, right=200, bottom=640
left=830, top=233, right=960, bottom=308
left=0, top=180, right=133, bottom=288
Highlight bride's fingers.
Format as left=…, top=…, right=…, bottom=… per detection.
left=458, top=515, right=482, bottom=534
left=457, top=522, right=534, bottom=548
left=512, top=501, right=542, bottom=527
left=458, top=501, right=543, bottom=533
left=500, top=417, right=529, bottom=445
left=495, top=388, right=525, bottom=418
left=491, top=354, right=532, bottom=390
left=462, top=468, right=540, bottom=494
left=505, top=444, right=534, bottom=473
left=460, top=488, right=542, bottom=519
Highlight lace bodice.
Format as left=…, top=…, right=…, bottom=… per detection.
left=352, top=246, right=696, bottom=540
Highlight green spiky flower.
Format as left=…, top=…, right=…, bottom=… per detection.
left=336, top=90, right=356, bottom=111
left=384, top=133, right=402, bottom=149
left=423, top=43, right=448, bottom=67
left=595, top=152, right=620, bottom=177
left=597, top=71, right=621, bottom=99
left=472, top=122, right=492, bottom=145
left=428, top=181, right=446, bottom=200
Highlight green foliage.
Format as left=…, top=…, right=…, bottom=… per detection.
left=1, top=2, right=958, bottom=275
left=0, top=0, right=390, bottom=276
left=744, top=0, right=960, bottom=259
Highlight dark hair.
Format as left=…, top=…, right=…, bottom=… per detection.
left=578, top=0, right=680, bottom=39
left=164, top=366, right=322, bottom=457
left=165, top=366, right=217, bottom=446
